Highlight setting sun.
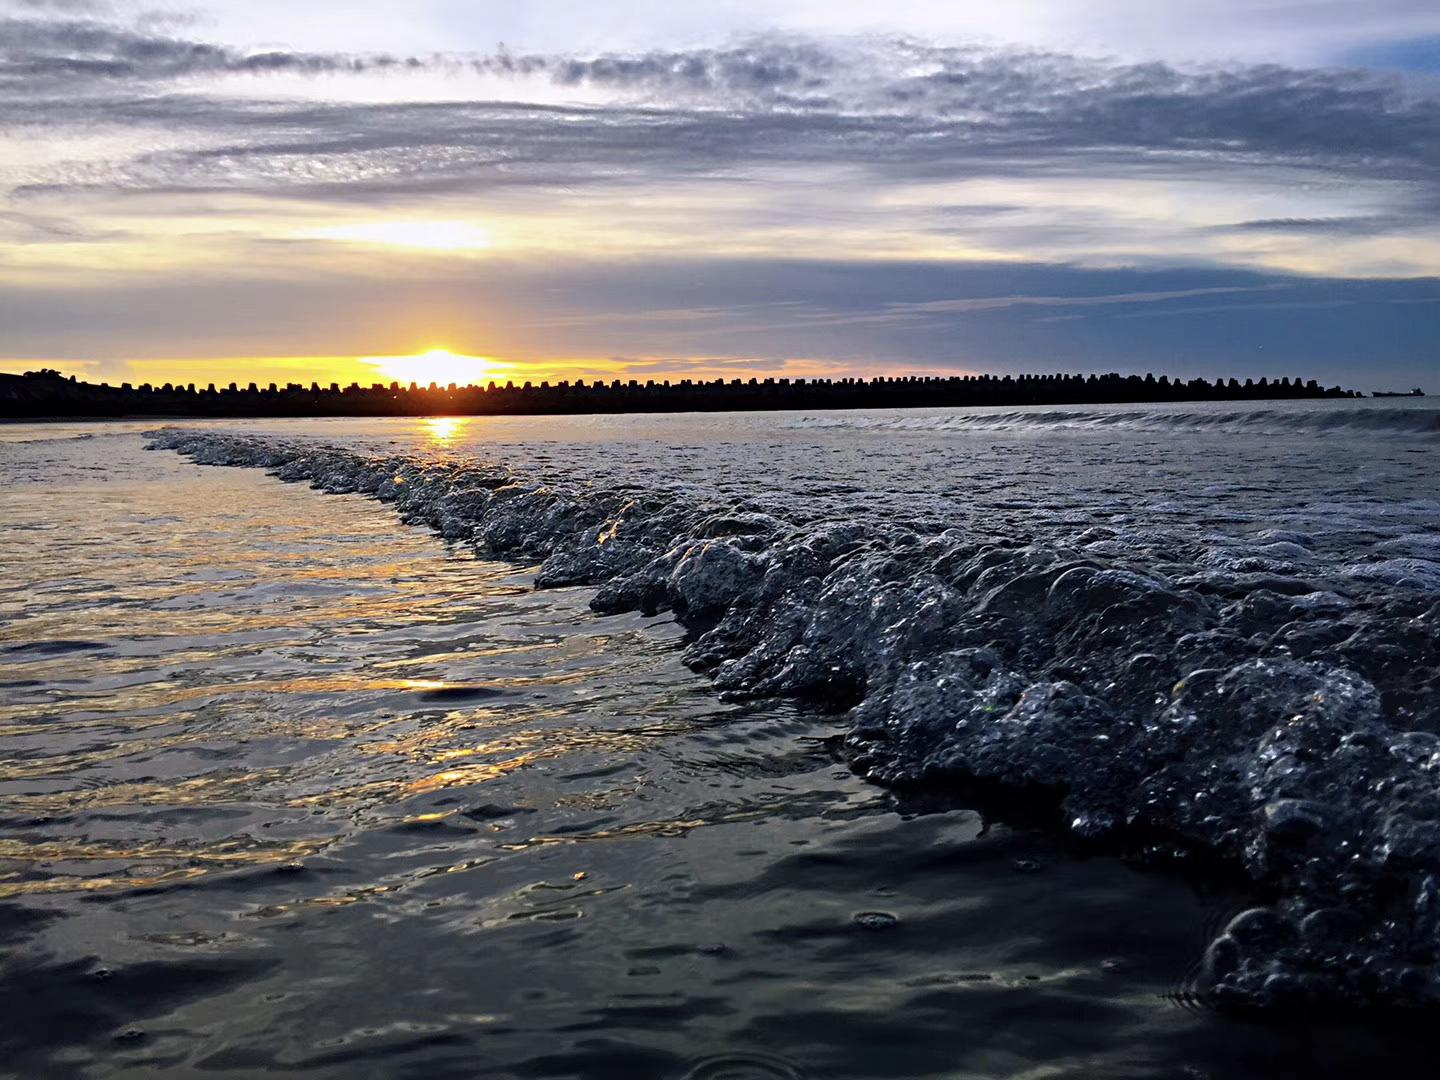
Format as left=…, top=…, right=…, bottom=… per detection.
left=362, top=348, right=503, bottom=387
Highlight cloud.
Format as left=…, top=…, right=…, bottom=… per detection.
left=545, top=40, right=838, bottom=95
left=7, top=36, right=1439, bottom=226
left=1111, top=299, right=1361, bottom=319
left=1220, top=216, right=1401, bottom=235
left=520, top=283, right=1299, bottom=334
left=3, top=11, right=1437, bottom=295
left=865, top=285, right=1281, bottom=317
left=0, top=208, right=95, bottom=240
left=0, top=15, right=432, bottom=88
left=5, top=15, right=1438, bottom=168
left=9, top=0, right=111, bottom=11
left=0, top=15, right=845, bottom=95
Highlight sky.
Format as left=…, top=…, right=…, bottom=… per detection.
left=2, top=0, right=1438, bottom=389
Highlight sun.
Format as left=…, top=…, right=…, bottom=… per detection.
left=363, top=348, right=501, bottom=387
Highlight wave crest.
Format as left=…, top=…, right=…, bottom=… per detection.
left=788, top=406, right=1440, bottom=437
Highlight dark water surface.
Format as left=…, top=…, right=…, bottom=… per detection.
left=2, top=416, right=1437, bottom=1078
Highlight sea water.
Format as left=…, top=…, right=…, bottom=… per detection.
left=2, top=400, right=1438, bottom=1077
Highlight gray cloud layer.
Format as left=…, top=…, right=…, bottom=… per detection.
left=4, top=12, right=1439, bottom=217
left=0, top=15, right=431, bottom=84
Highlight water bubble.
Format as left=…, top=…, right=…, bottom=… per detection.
left=676, top=1052, right=808, bottom=1079
left=852, top=910, right=899, bottom=930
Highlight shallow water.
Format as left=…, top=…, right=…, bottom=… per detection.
left=2, top=406, right=1439, bottom=1077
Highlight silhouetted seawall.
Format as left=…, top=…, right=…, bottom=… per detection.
left=2, top=368, right=1357, bottom=419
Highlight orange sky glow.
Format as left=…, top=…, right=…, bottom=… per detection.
left=16, top=352, right=960, bottom=391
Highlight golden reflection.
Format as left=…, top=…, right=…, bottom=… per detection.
left=2, top=770, right=293, bottom=817
left=244, top=856, right=497, bottom=919
left=402, top=678, right=450, bottom=691
left=403, top=754, right=538, bottom=795
left=423, top=416, right=467, bottom=445
left=0, top=837, right=329, bottom=898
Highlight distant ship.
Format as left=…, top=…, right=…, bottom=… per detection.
left=1371, top=388, right=1425, bottom=397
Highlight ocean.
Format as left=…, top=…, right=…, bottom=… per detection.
left=2, top=399, right=1438, bottom=1078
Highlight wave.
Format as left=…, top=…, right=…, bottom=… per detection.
left=0, top=430, right=99, bottom=445
left=148, top=427, right=1440, bottom=1012
left=788, top=405, right=1440, bottom=437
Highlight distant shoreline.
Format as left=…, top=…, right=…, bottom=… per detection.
left=2, top=369, right=1361, bottom=420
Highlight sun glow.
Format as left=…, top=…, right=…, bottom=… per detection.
left=422, top=417, right=467, bottom=444
left=308, top=220, right=493, bottom=251
left=364, top=348, right=504, bottom=387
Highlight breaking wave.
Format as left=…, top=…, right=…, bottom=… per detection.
left=788, top=405, right=1440, bottom=437
left=148, top=427, right=1440, bottom=1013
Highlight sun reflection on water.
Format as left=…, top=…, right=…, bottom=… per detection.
left=0, top=433, right=724, bottom=906
left=423, top=416, right=466, bottom=445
